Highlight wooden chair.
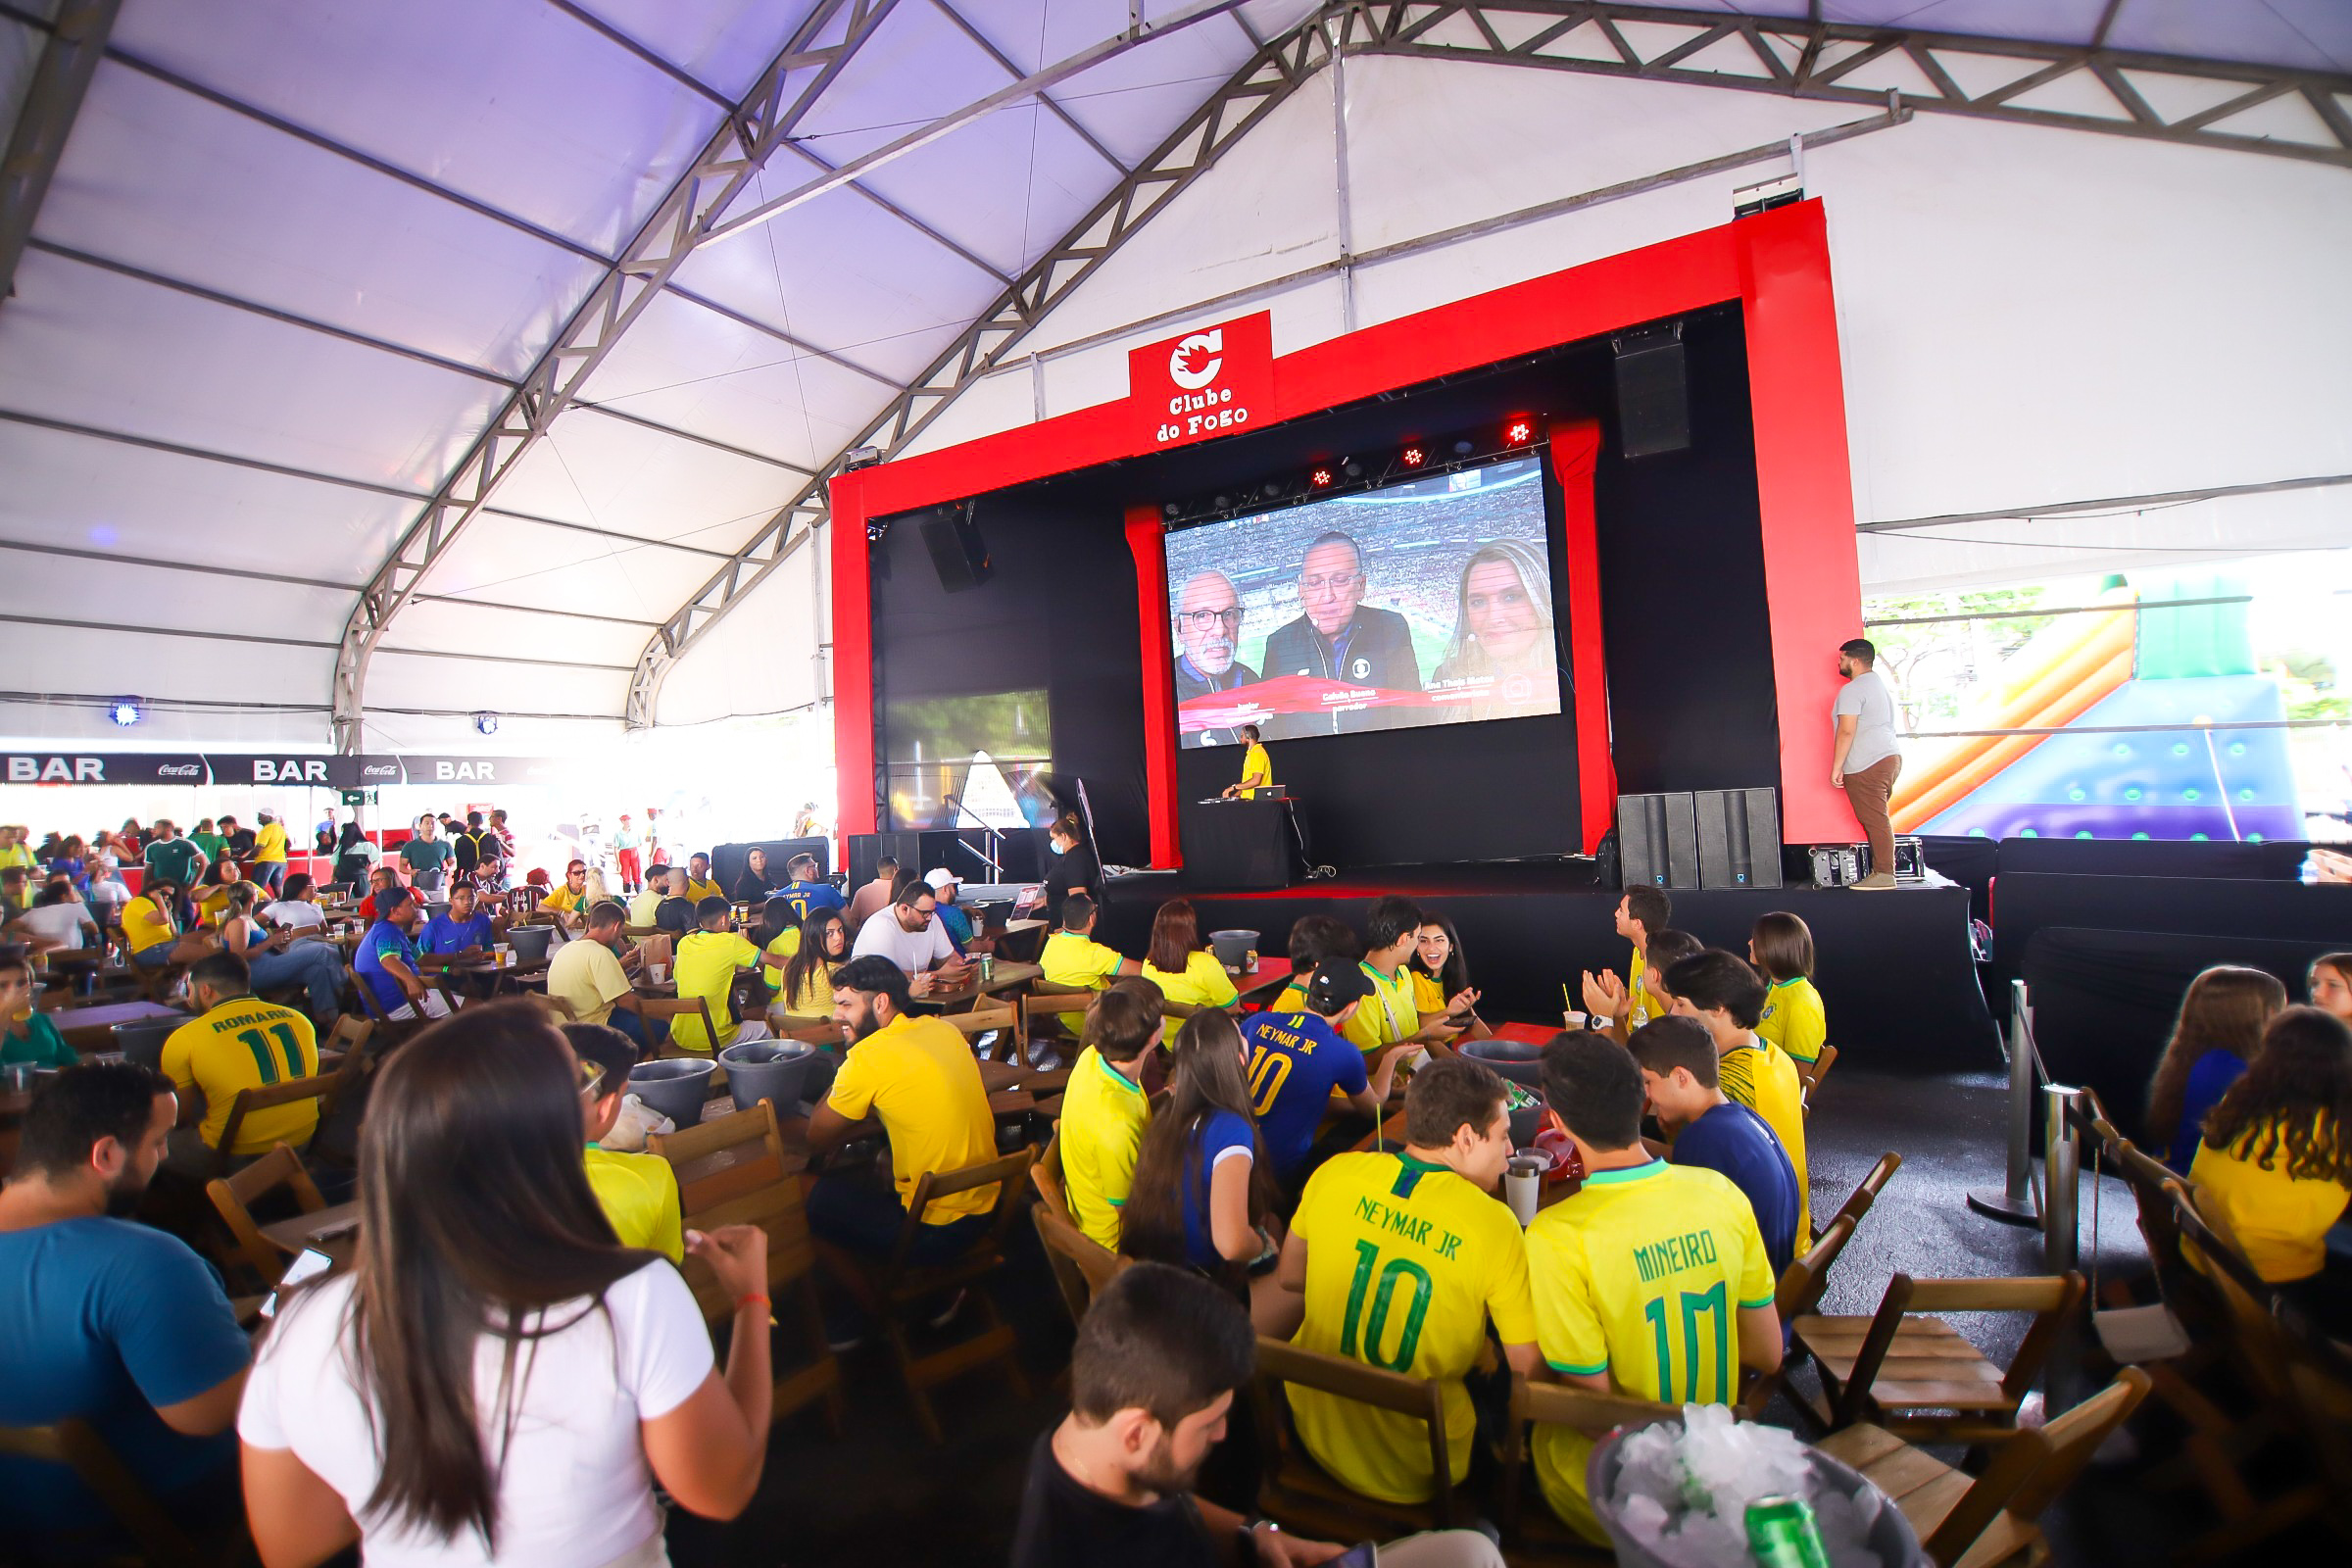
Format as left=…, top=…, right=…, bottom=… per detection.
left=527, top=993, right=579, bottom=1024
left=939, top=999, right=1020, bottom=1062
left=1028, top=1132, right=1123, bottom=1324
left=1833, top=1150, right=1900, bottom=1230
left=1494, top=1375, right=1677, bottom=1558
left=1792, top=1271, right=2086, bottom=1441
left=1023, top=988, right=1101, bottom=1051
left=1816, top=1366, right=2154, bottom=1568
left=648, top=1102, right=845, bottom=1435
left=827, top=1147, right=1038, bottom=1443
left=1796, top=1041, right=1838, bottom=1107
left=1737, top=1212, right=1857, bottom=1420
left=0, top=1419, right=227, bottom=1567
left=209, top=1070, right=341, bottom=1182
left=1250, top=1337, right=1470, bottom=1540
left=206, top=1143, right=326, bottom=1291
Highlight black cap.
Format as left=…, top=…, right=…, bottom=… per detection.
left=1304, top=958, right=1374, bottom=1015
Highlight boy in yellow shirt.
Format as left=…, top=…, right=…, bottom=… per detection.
left=667, top=897, right=772, bottom=1054
left=1040, top=894, right=1139, bottom=1036
left=158, top=951, right=320, bottom=1176
left=1526, top=1032, right=1781, bottom=1540
left=1665, top=949, right=1811, bottom=1248
left=1057, top=982, right=1163, bottom=1250
left=567, top=1021, right=684, bottom=1261
left=1579, top=886, right=1673, bottom=1035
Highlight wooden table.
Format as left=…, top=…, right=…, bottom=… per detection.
left=259, top=1200, right=362, bottom=1259
left=1352, top=1107, right=1581, bottom=1211
left=1233, top=956, right=1295, bottom=1005
left=1491, top=1020, right=1559, bottom=1047
left=44, top=1000, right=187, bottom=1051
left=919, top=959, right=1042, bottom=1008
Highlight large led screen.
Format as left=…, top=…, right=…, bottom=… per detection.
left=1161, top=455, right=1560, bottom=746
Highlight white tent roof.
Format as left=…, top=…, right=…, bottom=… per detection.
left=2, top=1, right=2345, bottom=748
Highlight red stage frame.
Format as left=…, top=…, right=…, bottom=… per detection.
left=832, top=201, right=1861, bottom=855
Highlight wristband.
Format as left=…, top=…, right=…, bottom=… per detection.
left=735, top=1293, right=771, bottom=1311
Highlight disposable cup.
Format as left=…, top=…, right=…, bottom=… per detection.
left=1505, top=1153, right=1546, bottom=1226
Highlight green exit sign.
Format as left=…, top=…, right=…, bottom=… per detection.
left=339, top=788, right=376, bottom=807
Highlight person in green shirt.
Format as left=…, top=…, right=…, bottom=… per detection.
left=0, top=956, right=78, bottom=1068
left=187, top=818, right=226, bottom=863
left=140, top=822, right=208, bottom=909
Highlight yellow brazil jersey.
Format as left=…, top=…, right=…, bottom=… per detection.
left=762, top=926, right=801, bottom=990
left=1411, top=970, right=1446, bottom=1015
left=1289, top=1152, right=1536, bottom=1504
left=542, top=886, right=588, bottom=915
left=2189, top=1118, right=2350, bottom=1282
left=1043, top=930, right=1126, bottom=1033
left=159, top=998, right=321, bottom=1153
left=628, top=889, right=665, bottom=928
left=670, top=929, right=759, bottom=1053
left=684, top=876, right=724, bottom=905
left=1241, top=742, right=1274, bottom=796
left=1756, top=976, right=1826, bottom=1065
left=1526, top=1160, right=1774, bottom=1541
left=1271, top=983, right=1307, bottom=1013
left=1718, top=1036, right=1810, bottom=1246
left=826, top=1012, right=998, bottom=1224
left=1059, top=1046, right=1151, bottom=1250
left=122, top=894, right=177, bottom=954
left=1626, top=945, right=1654, bottom=1031
left=780, top=960, right=838, bottom=1018
left=253, top=821, right=287, bottom=863
left=1342, top=961, right=1417, bottom=1057
left=585, top=1145, right=684, bottom=1262
left=1141, top=950, right=1239, bottom=1011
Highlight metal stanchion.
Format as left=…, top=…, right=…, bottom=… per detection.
left=1969, top=978, right=2042, bottom=1224
left=2042, top=1083, right=2082, bottom=1276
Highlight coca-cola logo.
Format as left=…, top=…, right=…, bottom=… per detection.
left=361, top=763, right=398, bottom=779
left=156, top=763, right=203, bottom=778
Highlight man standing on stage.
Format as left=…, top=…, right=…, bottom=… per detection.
left=1831, top=637, right=1902, bottom=890
left=1261, top=530, right=1422, bottom=736
left=1171, top=570, right=1256, bottom=749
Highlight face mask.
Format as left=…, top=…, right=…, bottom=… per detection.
left=1050, top=841, right=1066, bottom=857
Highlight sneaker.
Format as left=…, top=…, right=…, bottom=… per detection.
left=927, top=1289, right=969, bottom=1330
left=1851, top=871, right=1899, bottom=890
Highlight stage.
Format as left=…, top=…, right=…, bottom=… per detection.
left=1091, top=861, right=1997, bottom=1072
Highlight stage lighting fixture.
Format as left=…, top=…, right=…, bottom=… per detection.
left=1262, top=481, right=1282, bottom=498
left=109, top=698, right=142, bottom=727
left=1399, top=446, right=1425, bottom=467
left=1162, top=502, right=1181, bottom=519
left=841, top=445, right=882, bottom=471
left=1453, top=439, right=1475, bottom=456
left=1343, top=459, right=1363, bottom=478
left=1503, top=419, right=1534, bottom=445
left=1308, top=468, right=1334, bottom=489
left=472, top=711, right=499, bottom=737
left=1213, top=494, right=1232, bottom=510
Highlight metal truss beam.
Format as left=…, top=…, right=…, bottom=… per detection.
left=0, top=0, right=121, bottom=305
left=926, top=0, right=1131, bottom=176
left=330, top=0, right=890, bottom=752
left=624, top=9, right=1323, bottom=725
left=1339, top=2, right=2352, bottom=170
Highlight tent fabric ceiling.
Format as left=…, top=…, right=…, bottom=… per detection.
left=0, top=0, right=2343, bottom=740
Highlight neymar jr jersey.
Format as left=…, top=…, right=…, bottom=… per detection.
left=1058, top=1047, right=1151, bottom=1250
left=1526, top=1159, right=1774, bottom=1541
left=1717, top=1035, right=1810, bottom=1246
left=159, top=999, right=321, bottom=1153
left=1756, top=976, right=1826, bottom=1065
left=1287, top=1152, right=1535, bottom=1504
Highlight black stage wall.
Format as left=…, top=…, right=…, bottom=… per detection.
left=869, top=304, right=1783, bottom=872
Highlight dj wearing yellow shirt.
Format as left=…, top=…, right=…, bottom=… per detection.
left=1219, top=723, right=1275, bottom=800
left=1666, top=951, right=1811, bottom=1248
left=571, top=1023, right=685, bottom=1261
left=1528, top=1034, right=1781, bottom=1541
left=1275, top=1057, right=1539, bottom=1504
left=1040, top=894, right=1139, bottom=1034
left=1057, top=985, right=1163, bottom=1250
left=159, top=951, right=321, bottom=1175
left=667, top=898, right=772, bottom=1054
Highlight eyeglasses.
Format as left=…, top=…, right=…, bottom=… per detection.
left=1299, top=571, right=1362, bottom=594
left=1178, top=608, right=1244, bottom=629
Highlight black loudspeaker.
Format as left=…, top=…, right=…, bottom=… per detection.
left=1693, top=787, right=1783, bottom=889
left=846, top=831, right=920, bottom=891
left=1612, top=322, right=1691, bottom=459
left=918, top=502, right=990, bottom=593
left=1618, top=793, right=1699, bottom=890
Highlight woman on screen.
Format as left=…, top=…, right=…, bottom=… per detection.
left=1432, top=538, right=1560, bottom=722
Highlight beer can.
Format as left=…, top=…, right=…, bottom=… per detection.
left=1743, top=1495, right=1831, bottom=1568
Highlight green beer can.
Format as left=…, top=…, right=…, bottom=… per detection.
left=1744, top=1494, right=1831, bottom=1568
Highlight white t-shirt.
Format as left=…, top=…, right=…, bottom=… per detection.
left=1834, top=668, right=1900, bottom=772
left=263, top=899, right=327, bottom=929
left=239, top=1261, right=712, bottom=1567
left=84, top=875, right=131, bottom=907
left=850, top=906, right=956, bottom=973
left=14, top=902, right=96, bottom=948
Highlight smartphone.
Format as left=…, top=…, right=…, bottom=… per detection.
left=261, top=1247, right=334, bottom=1318
left=1330, top=1544, right=1378, bottom=1568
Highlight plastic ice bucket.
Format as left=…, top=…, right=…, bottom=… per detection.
left=626, top=1057, right=717, bottom=1127
left=1461, top=1036, right=1545, bottom=1088
left=1207, top=929, right=1260, bottom=970
left=720, top=1040, right=823, bottom=1113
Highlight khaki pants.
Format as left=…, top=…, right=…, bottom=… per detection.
left=1841, top=753, right=1902, bottom=876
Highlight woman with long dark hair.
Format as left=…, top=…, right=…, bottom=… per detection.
left=332, top=821, right=377, bottom=891
left=752, top=895, right=798, bottom=991
left=732, top=848, right=774, bottom=906
left=1407, top=912, right=1488, bottom=1043
left=2190, top=1005, right=2352, bottom=1330
left=238, top=1004, right=773, bottom=1565
left=1120, top=1010, right=1278, bottom=1273
left=1139, top=898, right=1240, bottom=1011
left=2146, top=964, right=2288, bottom=1173
left=778, top=907, right=850, bottom=1019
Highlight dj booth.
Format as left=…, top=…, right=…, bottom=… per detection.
left=1184, top=798, right=1297, bottom=889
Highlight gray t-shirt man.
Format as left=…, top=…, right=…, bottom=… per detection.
left=1834, top=668, right=1899, bottom=773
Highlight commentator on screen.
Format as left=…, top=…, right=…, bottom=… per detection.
left=1173, top=568, right=1258, bottom=749
left=1262, top=529, right=1421, bottom=736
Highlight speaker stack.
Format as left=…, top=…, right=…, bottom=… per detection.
left=1618, top=788, right=1783, bottom=890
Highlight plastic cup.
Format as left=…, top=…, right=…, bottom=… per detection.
left=649, top=963, right=668, bottom=985
left=1505, top=1153, right=1545, bottom=1225
left=1562, top=1009, right=1587, bottom=1031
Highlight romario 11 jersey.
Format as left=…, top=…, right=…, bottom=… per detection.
left=1524, top=1158, right=1774, bottom=1541
left=1286, top=1152, right=1534, bottom=1505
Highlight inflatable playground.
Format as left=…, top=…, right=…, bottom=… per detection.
left=1890, top=574, right=2303, bottom=843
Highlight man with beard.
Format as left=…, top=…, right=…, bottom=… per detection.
left=1260, top=531, right=1422, bottom=736
left=1010, top=1261, right=1504, bottom=1568
left=0, top=1062, right=252, bottom=1546
left=1172, top=569, right=1257, bottom=748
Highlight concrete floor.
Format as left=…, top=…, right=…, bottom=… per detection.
left=665, top=1065, right=2312, bottom=1567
